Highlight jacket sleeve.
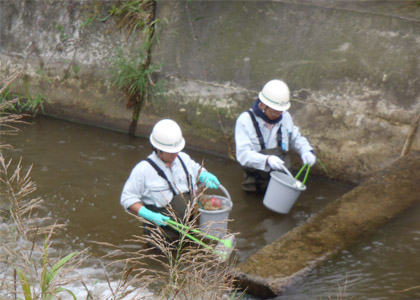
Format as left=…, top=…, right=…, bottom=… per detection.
left=120, top=163, right=145, bottom=211
left=235, top=112, right=270, bottom=171
left=177, top=152, right=202, bottom=186
left=283, top=112, right=313, bottom=155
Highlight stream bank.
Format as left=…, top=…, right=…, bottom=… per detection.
left=233, top=151, right=420, bottom=298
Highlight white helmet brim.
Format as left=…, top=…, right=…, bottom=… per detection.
left=259, top=91, right=291, bottom=111
left=150, top=134, right=185, bottom=153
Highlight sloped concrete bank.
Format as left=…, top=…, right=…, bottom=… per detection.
left=233, top=151, right=420, bottom=299
left=1, top=1, right=419, bottom=183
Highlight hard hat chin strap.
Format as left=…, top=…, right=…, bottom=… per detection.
left=153, top=147, right=162, bottom=156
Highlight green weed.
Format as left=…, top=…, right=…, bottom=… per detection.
left=0, top=72, right=47, bottom=116
left=111, top=46, right=163, bottom=108
left=109, top=0, right=155, bottom=37
left=55, top=24, right=68, bottom=42
left=0, top=89, right=47, bottom=116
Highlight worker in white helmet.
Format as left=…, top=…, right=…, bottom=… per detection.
left=121, top=119, right=220, bottom=241
left=235, top=79, right=316, bottom=193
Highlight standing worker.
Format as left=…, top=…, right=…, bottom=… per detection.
left=120, top=119, right=220, bottom=241
left=235, top=79, right=316, bottom=193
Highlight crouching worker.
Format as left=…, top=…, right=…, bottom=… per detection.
left=120, top=119, right=220, bottom=243
left=235, top=79, right=316, bottom=193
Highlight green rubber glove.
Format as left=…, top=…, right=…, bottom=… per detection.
left=199, top=171, right=220, bottom=189
left=138, top=206, right=169, bottom=226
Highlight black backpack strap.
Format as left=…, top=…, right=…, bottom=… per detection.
left=145, top=158, right=177, bottom=195
left=177, top=155, right=192, bottom=194
left=247, top=110, right=265, bottom=150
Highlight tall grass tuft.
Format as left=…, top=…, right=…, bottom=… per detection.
left=98, top=188, right=244, bottom=300
left=0, top=84, right=85, bottom=299
left=0, top=148, right=85, bottom=299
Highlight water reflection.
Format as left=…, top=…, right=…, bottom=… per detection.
left=4, top=116, right=418, bottom=299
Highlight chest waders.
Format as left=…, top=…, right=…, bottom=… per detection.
left=144, top=156, right=193, bottom=242
left=242, top=110, right=290, bottom=193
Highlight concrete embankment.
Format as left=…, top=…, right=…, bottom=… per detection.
left=233, top=151, right=420, bottom=299
left=1, top=1, right=419, bottom=183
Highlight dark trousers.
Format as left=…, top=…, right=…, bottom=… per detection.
left=241, top=151, right=290, bottom=194
left=144, top=193, right=192, bottom=242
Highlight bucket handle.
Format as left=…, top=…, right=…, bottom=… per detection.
left=217, top=184, right=231, bottom=202
left=199, top=183, right=232, bottom=202
left=199, top=182, right=231, bottom=202
left=279, top=164, right=297, bottom=182
left=294, top=164, right=311, bottom=185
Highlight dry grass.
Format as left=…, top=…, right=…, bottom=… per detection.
left=0, top=72, right=29, bottom=150
left=328, top=279, right=355, bottom=300
left=0, top=144, right=86, bottom=299
left=0, top=104, right=86, bottom=298
left=99, top=187, right=243, bottom=300
left=1, top=75, right=87, bottom=299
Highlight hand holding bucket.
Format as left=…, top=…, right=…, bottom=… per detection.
left=263, top=164, right=311, bottom=214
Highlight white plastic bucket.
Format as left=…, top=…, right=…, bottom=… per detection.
left=198, top=185, right=233, bottom=238
left=263, top=171, right=306, bottom=214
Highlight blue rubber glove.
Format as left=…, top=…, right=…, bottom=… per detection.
left=199, top=171, right=220, bottom=189
left=138, top=206, right=169, bottom=226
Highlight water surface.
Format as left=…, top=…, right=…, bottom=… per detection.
left=3, top=116, right=418, bottom=299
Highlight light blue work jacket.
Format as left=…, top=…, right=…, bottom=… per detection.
left=235, top=110, right=313, bottom=172
left=120, top=151, right=202, bottom=209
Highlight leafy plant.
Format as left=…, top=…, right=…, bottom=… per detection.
left=0, top=148, right=82, bottom=299
left=40, top=242, right=79, bottom=300
left=1, top=91, right=47, bottom=116
left=0, top=73, right=48, bottom=116
left=108, top=0, right=164, bottom=136
left=111, top=46, right=162, bottom=108
left=111, top=44, right=164, bottom=135
left=15, top=244, right=80, bottom=300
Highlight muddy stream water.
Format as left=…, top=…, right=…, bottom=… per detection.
left=3, top=116, right=419, bottom=299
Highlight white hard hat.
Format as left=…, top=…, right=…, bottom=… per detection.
left=258, top=79, right=291, bottom=111
left=149, top=119, right=185, bottom=153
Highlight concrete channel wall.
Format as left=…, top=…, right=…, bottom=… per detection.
left=1, top=0, right=419, bottom=184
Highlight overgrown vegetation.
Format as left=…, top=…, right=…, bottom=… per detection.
left=109, top=0, right=156, bottom=37
left=99, top=184, right=243, bottom=300
left=0, top=76, right=83, bottom=298
left=0, top=72, right=47, bottom=117
left=110, top=42, right=164, bottom=136
left=108, top=0, right=163, bottom=136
